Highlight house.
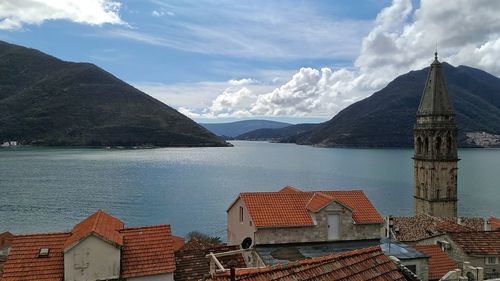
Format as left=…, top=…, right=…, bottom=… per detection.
left=414, top=245, right=457, bottom=281
left=206, top=246, right=413, bottom=281
left=1, top=210, right=176, bottom=281
left=415, top=230, right=500, bottom=280
left=227, top=186, right=384, bottom=247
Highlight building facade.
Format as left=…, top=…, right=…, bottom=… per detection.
left=414, top=53, right=459, bottom=217
left=227, top=186, right=383, bottom=246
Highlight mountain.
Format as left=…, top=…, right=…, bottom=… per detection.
left=0, top=40, right=227, bottom=147
left=200, top=120, right=291, bottom=138
left=237, top=123, right=318, bottom=141
left=294, top=63, right=500, bottom=147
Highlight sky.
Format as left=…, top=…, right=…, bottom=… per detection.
left=1, top=0, right=500, bottom=124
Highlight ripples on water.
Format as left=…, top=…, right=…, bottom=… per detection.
left=0, top=141, right=499, bottom=237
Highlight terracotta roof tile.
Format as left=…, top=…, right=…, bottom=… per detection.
left=448, top=230, right=500, bottom=255
left=2, top=210, right=177, bottom=280
left=64, top=209, right=124, bottom=250
left=392, top=214, right=485, bottom=242
left=489, top=217, right=500, bottom=231
left=120, top=225, right=176, bottom=278
left=306, top=192, right=333, bottom=212
left=415, top=245, right=457, bottom=280
left=207, top=246, right=405, bottom=281
left=1, top=232, right=71, bottom=281
left=240, top=187, right=383, bottom=228
left=175, top=244, right=246, bottom=281
left=172, top=235, right=185, bottom=252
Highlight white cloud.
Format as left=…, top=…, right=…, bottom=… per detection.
left=0, top=0, right=124, bottom=30
left=182, top=0, right=500, bottom=119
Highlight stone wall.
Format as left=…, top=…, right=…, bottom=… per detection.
left=254, top=201, right=381, bottom=244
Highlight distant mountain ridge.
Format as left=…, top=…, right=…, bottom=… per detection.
left=237, top=123, right=318, bottom=142
left=201, top=120, right=291, bottom=137
left=241, top=63, right=500, bottom=147
left=0, top=40, right=227, bottom=147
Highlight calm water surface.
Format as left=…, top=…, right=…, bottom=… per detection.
left=0, top=141, right=499, bottom=238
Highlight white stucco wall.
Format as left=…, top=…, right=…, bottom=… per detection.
left=227, top=198, right=256, bottom=246
left=128, top=272, right=174, bottom=281
left=64, top=235, right=121, bottom=281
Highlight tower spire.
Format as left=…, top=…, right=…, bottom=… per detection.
left=413, top=52, right=458, bottom=218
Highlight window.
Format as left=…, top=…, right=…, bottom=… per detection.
left=486, top=257, right=498, bottom=265
left=405, top=264, right=417, bottom=274
left=239, top=206, right=243, bottom=223
left=38, top=248, right=49, bottom=257
left=249, top=220, right=252, bottom=226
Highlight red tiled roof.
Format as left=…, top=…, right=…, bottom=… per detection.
left=306, top=192, right=335, bottom=212
left=415, top=245, right=457, bottom=280
left=1, top=232, right=71, bottom=281
left=172, top=235, right=185, bottom=252
left=175, top=243, right=246, bottom=281
left=120, top=225, right=176, bottom=278
left=490, top=217, right=500, bottom=231
left=2, top=210, right=177, bottom=280
left=64, top=209, right=124, bottom=250
left=238, top=187, right=383, bottom=228
left=208, top=246, right=405, bottom=281
left=448, top=230, right=500, bottom=255
left=392, top=214, right=485, bottom=242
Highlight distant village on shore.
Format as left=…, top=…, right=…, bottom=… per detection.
left=1, top=54, right=499, bottom=281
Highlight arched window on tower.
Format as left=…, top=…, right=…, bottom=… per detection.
left=416, top=137, right=422, bottom=154
left=447, top=135, right=452, bottom=154
left=436, top=189, right=440, bottom=199
left=424, top=137, right=429, bottom=153
left=447, top=187, right=452, bottom=199
left=436, top=136, right=442, bottom=154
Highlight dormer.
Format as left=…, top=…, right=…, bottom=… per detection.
left=63, top=210, right=123, bottom=281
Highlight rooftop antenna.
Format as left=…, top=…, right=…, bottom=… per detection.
left=434, top=41, right=438, bottom=61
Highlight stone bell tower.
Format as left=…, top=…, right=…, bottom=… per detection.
left=414, top=52, right=458, bottom=217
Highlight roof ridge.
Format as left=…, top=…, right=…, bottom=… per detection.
left=92, top=209, right=102, bottom=233
left=12, top=231, right=71, bottom=237
left=120, top=224, right=171, bottom=231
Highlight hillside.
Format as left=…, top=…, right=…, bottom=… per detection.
left=237, top=123, right=318, bottom=142
left=0, top=41, right=227, bottom=147
left=201, top=120, right=291, bottom=137
left=295, top=63, right=500, bottom=147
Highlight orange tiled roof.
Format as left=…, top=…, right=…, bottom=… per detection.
left=207, top=246, right=405, bottom=281
left=490, top=217, right=500, bottom=231
left=415, top=245, right=457, bottom=280
left=64, top=209, right=124, bottom=250
left=120, top=225, right=176, bottom=278
left=238, top=187, right=383, bottom=227
left=306, top=192, right=335, bottom=212
left=2, top=210, right=177, bottom=280
left=172, top=235, right=185, bottom=252
left=1, top=232, right=71, bottom=281
left=448, top=230, right=500, bottom=255
left=392, top=214, right=484, bottom=242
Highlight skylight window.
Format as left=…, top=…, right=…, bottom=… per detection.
left=39, top=248, right=49, bottom=257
